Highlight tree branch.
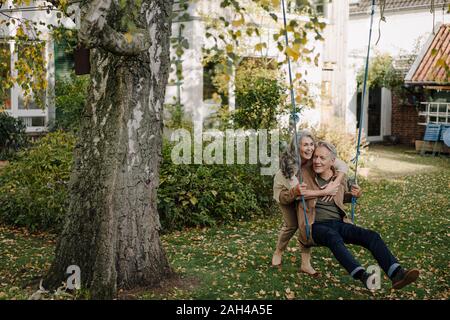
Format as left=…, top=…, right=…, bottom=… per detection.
left=101, top=25, right=151, bottom=56
left=79, top=0, right=150, bottom=56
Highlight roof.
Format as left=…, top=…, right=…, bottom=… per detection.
left=405, top=24, right=450, bottom=85
left=350, top=0, right=449, bottom=15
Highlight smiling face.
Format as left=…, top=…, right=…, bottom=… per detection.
left=313, top=145, right=335, bottom=175
left=299, top=136, right=315, bottom=161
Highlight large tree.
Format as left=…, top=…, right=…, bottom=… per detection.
left=1, top=0, right=326, bottom=299
left=41, top=0, right=175, bottom=299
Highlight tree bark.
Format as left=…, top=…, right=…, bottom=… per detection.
left=44, top=0, right=174, bottom=299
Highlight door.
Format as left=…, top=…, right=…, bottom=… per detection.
left=356, top=86, right=383, bottom=142
left=368, top=87, right=382, bottom=139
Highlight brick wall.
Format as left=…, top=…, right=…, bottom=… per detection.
left=391, top=93, right=425, bottom=146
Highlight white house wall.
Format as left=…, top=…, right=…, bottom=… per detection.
left=166, top=0, right=326, bottom=130
left=319, top=0, right=349, bottom=126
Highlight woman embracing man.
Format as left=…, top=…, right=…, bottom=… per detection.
left=272, top=130, right=419, bottom=290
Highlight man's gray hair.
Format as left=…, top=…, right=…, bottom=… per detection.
left=316, top=140, right=337, bottom=159
left=280, top=130, right=315, bottom=179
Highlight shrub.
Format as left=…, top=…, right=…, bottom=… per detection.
left=0, top=131, right=75, bottom=231
left=0, top=133, right=273, bottom=233
left=0, top=112, right=28, bottom=160
left=232, top=58, right=287, bottom=129
left=356, top=53, right=404, bottom=91
left=210, top=57, right=288, bottom=131
left=51, top=72, right=89, bottom=133
left=158, top=139, right=273, bottom=232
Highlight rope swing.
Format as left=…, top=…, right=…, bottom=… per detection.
left=280, top=0, right=377, bottom=230
left=281, top=0, right=310, bottom=240
left=351, top=0, right=376, bottom=223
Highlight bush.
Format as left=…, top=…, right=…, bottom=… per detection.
left=0, top=112, right=28, bottom=160
left=158, top=139, right=273, bottom=232
left=211, top=57, right=288, bottom=130
left=356, top=53, right=404, bottom=91
left=52, top=73, right=89, bottom=132
left=0, top=133, right=273, bottom=233
left=0, top=131, right=75, bottom=231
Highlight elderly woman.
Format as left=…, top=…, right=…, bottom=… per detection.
left=272, top=130, right=349, bottom=276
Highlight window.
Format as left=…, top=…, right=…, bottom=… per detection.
left=288, top=0, right=327, bottom=16
left=18, top=116, right=46, bottom=127
left=0, top=42, right=11, bottom=110
left=203, top=59, right=228, bottom=104
left=54, top=39, right=75, bottom=80
left=203, top=60, right=219, bottom=101
left=314, top=0, right=326, bottom=16
left=321, top=80, right=331, bottom=100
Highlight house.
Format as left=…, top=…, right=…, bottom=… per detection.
left=165, top=0, right=348, bottom=130
left=346, top=0, right=450, bottom=143
left=2, top=0, right=348, bottom=134
left=404, top=23, right=450, bottom=150
left=0, top=0, right=76, bottom=134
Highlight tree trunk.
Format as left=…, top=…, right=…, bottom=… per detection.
left=44, top=0, right=174, bottom=299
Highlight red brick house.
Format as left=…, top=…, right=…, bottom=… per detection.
left=392, top=23, right=450, bottom=147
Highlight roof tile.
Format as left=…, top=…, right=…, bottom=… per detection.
left=407, top=24, right=450, bottom=85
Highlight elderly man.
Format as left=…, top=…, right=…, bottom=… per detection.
left=292, top=141, right=419, bottom=290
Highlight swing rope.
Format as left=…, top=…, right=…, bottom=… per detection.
left=281, top=0, right=310, bottom=240
left=280, top=0, right=376, bottom=229
left=351, top=0, right=376, bottom=223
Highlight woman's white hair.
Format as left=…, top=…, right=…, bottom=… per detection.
left=280, top=130, right=315, bottom=179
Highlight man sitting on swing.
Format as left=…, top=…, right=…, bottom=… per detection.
left=292, top=140, right=419, bottom=290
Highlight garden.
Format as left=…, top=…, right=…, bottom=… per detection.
left=0, top=110, right=449, bottom=299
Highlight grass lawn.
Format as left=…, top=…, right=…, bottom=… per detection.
left=0, top=146, right=449, bottom=300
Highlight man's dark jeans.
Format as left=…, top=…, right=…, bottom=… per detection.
left=312, top=220, right=400, bottom=279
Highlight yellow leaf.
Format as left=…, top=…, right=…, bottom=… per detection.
left=16, top=27, right=24, bottom=37
left=285, top=288, right=295, bottom=300
left=271, top=0, right=281, bottom=7
left=232, top=18, right=245, bottom=28
left=124, top=33, right=133, bottom=44
left=286, top=46, right=300, bottom=61
left=255, top=43, right=266, bottom=52
left=226, top=44, right=233, bottom=53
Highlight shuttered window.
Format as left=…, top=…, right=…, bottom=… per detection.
left=54, top=40, right=74, bottom=80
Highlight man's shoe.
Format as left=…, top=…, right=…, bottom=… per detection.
left=391, top=268, right=420, bottom=289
